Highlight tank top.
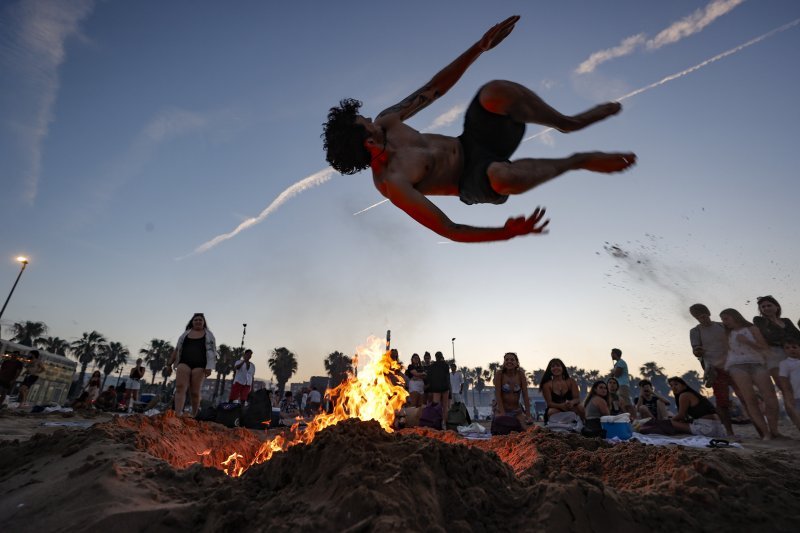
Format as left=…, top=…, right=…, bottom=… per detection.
left=678, top=389, right=716, bottom=420
left=585, top=397, right=607, bottom=419
left=725, top=327, right=765, bottom=368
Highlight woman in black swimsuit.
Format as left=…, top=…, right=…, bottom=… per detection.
left=667, top=376, right=725, bottom=437
left=168, top=313, right=217, bottom=416
left=540, top=358, right=584, bottom=423
left=493, top=352, right=533, bottom=427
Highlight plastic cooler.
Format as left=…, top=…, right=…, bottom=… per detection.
left=601, top=421, right=633, bottom=440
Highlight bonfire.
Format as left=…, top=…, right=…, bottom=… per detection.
left=222, top=336, right=407, bottom=477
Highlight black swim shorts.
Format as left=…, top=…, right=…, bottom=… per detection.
left=457, top=93, right=525, bottom=205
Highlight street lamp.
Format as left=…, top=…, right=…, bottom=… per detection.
left=451, top=337, right=456, bottom=362
left=0, top=256, right=29, bottom=323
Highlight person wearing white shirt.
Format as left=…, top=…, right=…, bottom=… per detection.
left=229, top=349, right=256, bottom=403
left=308, top=386, right=322, bottom=413
left=449, top=363, right=464, bottom=403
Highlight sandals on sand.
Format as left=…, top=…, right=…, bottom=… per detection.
left=706, top=438, right=732, bottom=448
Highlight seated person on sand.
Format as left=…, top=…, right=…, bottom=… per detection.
left=493, top=352, right=533, bottom=427
left=95, top=386, right=118, bottom=411
left=540, top=358, right=584, bottom=423
left=279, top=391, right=301, bottom=426
left=635, top=380, right=670, bottom=420
left=607, top=377, right=629, bottom=416
left=667, top=377, right=726, bottom=438
left=322, top=15, right=635, bottom=243
left=778, top=337, right=800, bottom=432
left=584, top=381, right=611, bottom=433
left=405, top=353, right=426, bottom=408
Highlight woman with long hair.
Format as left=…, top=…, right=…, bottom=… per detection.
left=753, top=295, right=800, bottom=387
left=540, top=358, right=584, bottom=423
left=720, top=308, right=780, bottom=439
left=607, top=376, right=626, bottom=415
left=405, top=353, right=426, bottom=408
left=583, top=380, right=611, bottom=427
left=492, top=352, right=533, bottom=427
left=168, top=313, right=217, bottom=416
left=667, top=376, right=725, bottom=438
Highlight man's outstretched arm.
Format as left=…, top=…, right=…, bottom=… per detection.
left=376, top=15, right=519, bottom=123
left=383, top=178, right=548, bottom=243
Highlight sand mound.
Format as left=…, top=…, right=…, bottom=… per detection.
left=1, top=415, right=799, bottom=532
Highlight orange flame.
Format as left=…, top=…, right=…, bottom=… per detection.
left=224, top=336, right=407, bottom=477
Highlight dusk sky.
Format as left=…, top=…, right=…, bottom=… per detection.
left=2, top=0, right=799, bottom=385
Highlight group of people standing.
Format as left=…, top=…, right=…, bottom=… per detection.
left=690, top=296, right=800, bottom=441
left=405, top=350, right=464, bottom=425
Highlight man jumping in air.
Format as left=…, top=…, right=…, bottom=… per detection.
left=322, top=15, right=636, bottom=243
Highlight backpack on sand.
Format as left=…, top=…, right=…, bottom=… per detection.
left=241, top=389, right=272, bottom=429
left=419, top=403, right=443, bottom=429
left=446, top=401, right=472, bottom=431
left=215, top=402, right=242, bottom=428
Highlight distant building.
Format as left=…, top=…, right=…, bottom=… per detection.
left=0, top=339, right=76, bottom=405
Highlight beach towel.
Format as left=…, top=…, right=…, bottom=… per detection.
left=627, top=433, right=742, bottom=449
left=545, top=411, right=583, bottom=433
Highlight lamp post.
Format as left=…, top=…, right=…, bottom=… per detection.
left=0, top=256, right=29, bottom=323
left=451, top=337, right=456, bottom=363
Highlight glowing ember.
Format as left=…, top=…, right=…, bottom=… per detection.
left=223, top=336, right=407, bottom=477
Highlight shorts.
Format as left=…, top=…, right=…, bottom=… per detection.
left=690, top=418, right=725, bottom=438
left=229, top=382, right=251, bottom=403
left=128, top=379, right=141, bottom=391
left=21, top=375, right=39, bottom=388
left=710, top=367, right=732, bottom=409
left=457, top=92, right=524, bottom=205
left=617, top=385, right=632, bottom=406
left=727, top=362, right=768, bottom=378
left=765, top=346, right=787, bottom=371
left=408, top=379, right=425, bottom=394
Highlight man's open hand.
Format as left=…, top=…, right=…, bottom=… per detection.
left=504, top=207, right=550, bottom=238
left=479, top=15, right=520, bottom=51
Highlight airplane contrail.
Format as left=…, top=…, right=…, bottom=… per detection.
left=522, top=18, right=800, bottom=142
left=182, top=167, right=336, bottom=258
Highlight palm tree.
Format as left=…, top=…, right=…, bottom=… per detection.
left=680, top=370, right=703, bottom=392
left=139, top=339, right=174, bottom=384
left=472, top=366, right=484, bottom=406
left=567, top=366, right=589, bottom=396
left=324, top=351, right=354, bottom=387
left=71, top=331, right=108, bottom=386
left=488, top=361, right=501, bottom=379
left=527, top=368, right=545, bottom=388
left=97, top=342, right=130, bottom=389
left=8, top=320, right=47, bottom=347
left=459, top=366, right=473, bottom=405
left=269, top=347, right=298, bottom=394
left=639, top=362, right=666, bottom=380
left=213, top=344, right=236, bottom=401
left=40, top=336, right=70, bottom=356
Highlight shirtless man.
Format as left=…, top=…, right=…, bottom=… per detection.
left=322, top=16, right=636, bottom=243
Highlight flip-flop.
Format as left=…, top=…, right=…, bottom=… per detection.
left=706, top=438, right=731, bottom=448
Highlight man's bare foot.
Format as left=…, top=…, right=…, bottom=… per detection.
left=578, top=152, right=636, bottom=173
left=560, top=102, right=622, bottom=132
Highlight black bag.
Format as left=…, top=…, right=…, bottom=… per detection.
left=241, top=389, right=272, bottom=429
left=491, top=415, right=523, bottom=435
left=215, top=402, right=242, bottom=428
left=419, top=403, right=443, bottom=429
left=446, top=401, right=472, bottom=431
left=195, top=405, right=217, bottom=422
left=581, top=418, right=607, bottom=438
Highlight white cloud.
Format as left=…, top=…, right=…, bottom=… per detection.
left=647, top=0, right=746, bottom=50
left=0, top=0, right=94, bottom=204
left=425, top=103, right=465, bottom=131
left=575, top=33, right=646, bottom=74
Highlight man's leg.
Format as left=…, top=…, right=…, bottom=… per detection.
left=479, top=80, right=621, bottom=132
left=713, top=370, right=736, bottom=437
left=488, top=152, right=635, bottom=195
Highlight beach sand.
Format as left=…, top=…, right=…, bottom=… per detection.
left=1, top=409, right=799, bottom=532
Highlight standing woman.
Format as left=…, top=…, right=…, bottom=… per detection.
left=720, top=308, right=780, bottom=440
left=753, top=295, right=800, bottom=387
left=492, top=352, right=534, bottom=427
left=169, top=313, right=217, bottom=416
left=540, top=358, right=584, bottom=423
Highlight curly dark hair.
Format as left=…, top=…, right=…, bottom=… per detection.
left=321, top=98, right=371, bottom=175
